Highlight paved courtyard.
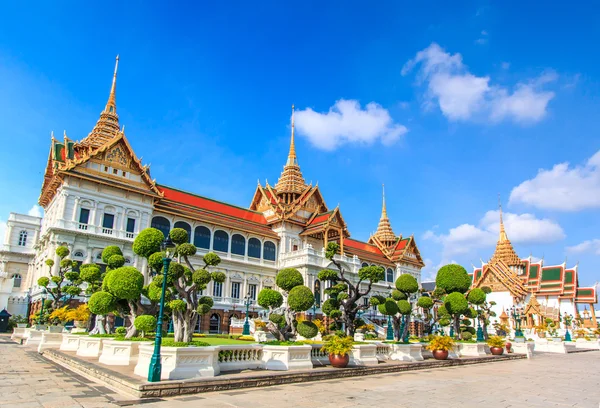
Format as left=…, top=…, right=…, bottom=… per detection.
left=1, top=335, right=599, bottom=408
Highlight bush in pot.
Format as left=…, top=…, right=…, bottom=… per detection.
left=322, top=335, right=354, bottom=368
left=426, top=335, right=455, bottom=360
left=487, top=335, right=505, bottom=355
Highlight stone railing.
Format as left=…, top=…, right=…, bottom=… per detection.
left=310, top=344, right=329, bottom=365
left=218, top=345, right=264, bottom=371
left=375, top=343, right=391, bottom=360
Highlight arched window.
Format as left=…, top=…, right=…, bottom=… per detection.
left=173, top=221, right=192, bottom=243
left=73, top=251, right=84, bottom=258
left=194, top=226, right=211, bottom=249
left=213, top=230, right=229, bottom=252
left=12, top=274, right=22, bottom=288
left=386, top=268, right=394, bottom=283
left=124, top=257, right=132, bottom=264
left=314, top=279, right=321, bottom=307
left=18, top=231, right=27, bottom=247
left=231, top=234, right=246, bottom=256
left=209, top=313, right=221, bottom=334
left=264, top=241, right=276, bottom=261
left=151, top=216, right=171, bottom=239
left=361, top=262, right=369, bottom=268
left=248, top=238, right=261, bottom=259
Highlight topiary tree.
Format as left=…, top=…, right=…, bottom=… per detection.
left=317, top=242, right=384, bottom=336
left=135, top=227, right=222, bottom=343
left=394, top=274, right=419, bottom=341
left=472, top=286, right=495, bottom=339
left=38, top=246, right=82, bottom=309
left=435, top=264, right=471, bottom=294
left=378, top=298, right=399, bottom=339
left=134, top=315, right=157, bottom=337
left=444, top=292, right=469, bottom=337
left=417, top=296, right=434, bottom=335
left=257, top=268, right=314, bottom=341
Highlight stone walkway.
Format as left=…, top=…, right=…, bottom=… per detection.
left=1, top=334, right=599, bottom=408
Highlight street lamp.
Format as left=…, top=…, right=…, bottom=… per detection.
left=476, top=306, right=484, bottom=342
left=386, top=284, right=394, bottom=341
left=563, top=313, right=572, bottom=342
left=510, top=306, right=524, bottom=338
left=148, top=235, right=175, bottom=382
left=311, top=301, right=317, bottom=321
left=39, top=288, right=47, bottom=325
left=242, top=292, right=252, bottom=335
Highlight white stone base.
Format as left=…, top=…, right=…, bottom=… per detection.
left=262, top=345, right=313, bottom=371
left=11, top=327, right=26, bottom=341
left=134, top=344, right=220, bottom=380
left=456, top=342, right=488, bottom=357
left=353, top=333, right=365, bottom=342
left=349, top=344, right=378, bottom=366
left=60, top=334, right=82, bottom=351
left=37, top=332, right=63, bottom=352
left=511, top=342, right=535, bottom=358
left=388, top=343, right=424, bottom=361
left=575, top=339, right=600, bottom=349
left=534, top=339, right=567, bottom=353
left=253, top=331, right=276, bottom=342
left=48, top=326, right=64, bottom=334
left=76, top=337, right=114, bottom=358
left=99, top=340, right=143, bottom=366
left=71, top=328, right=87, bottom=334
left=25, top=330, right=44, bottom=346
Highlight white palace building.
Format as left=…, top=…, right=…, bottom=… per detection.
left=0, top=57, right=425, bottom=333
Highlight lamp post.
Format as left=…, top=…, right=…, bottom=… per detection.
left=476, top=306, right=484, bottom=342
left=39, top=289, right=47, bottom=325
left=242, top=293, right=252, bottom=335
left=564, top=313, right=572, bottom=342
left=311, top=301, right=317, bottom=321
left=148, top=235, right=175, bottom=382
left=510, top=306, right=523, bottom=338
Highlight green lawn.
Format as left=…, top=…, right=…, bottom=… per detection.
left=198, top=337, right=256, bottom=345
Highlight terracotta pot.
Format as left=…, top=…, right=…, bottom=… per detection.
left=432, top=349, right=449, bottom=360
left=505, top=342, right=512, bottom=353
left=328, top=353, right=350, bottom=368
left=490, top=346, right=504, bottom=355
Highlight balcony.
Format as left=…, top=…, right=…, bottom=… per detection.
left=278, top=246, right=361, bottom=272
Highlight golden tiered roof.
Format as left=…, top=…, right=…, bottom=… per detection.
left=373, top=184, right=397, bottom=244
left=80, top=56, right=121, bottom=149
left=489, top=202, right=522, bottom=266
left=274, top=105, right=307, bottom=196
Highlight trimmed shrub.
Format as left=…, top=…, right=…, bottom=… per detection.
left=148, top=252, right=165, bottom=273
left=288, top=286, right=314, bottom=312
left=417, top=296, right=434, bottom=309
left=258, top=288, right=284, bottom=309
left=177, top=243, right=196, bottom=257
left=317, top=269, right=338, bottom=281
left=80, top=265, right=101, bottom=283
left=203, top=252, right=221, bottom=266
left=133, top=228, right=164, bottom=259
left=467, top=288, right=486, bottom=305
left=192, top=269, right=211, bottom=286
left=38, top=277, right=50, bottom=287
left=56, top=246, right=70, bottom=259
left=391, top=289, right=407, bottom=301
left=444, top=292, right=469, bottom=315
left=169, top=228, right=189, bottom=245
left=435, top=264, right=471, bottom=294
left=106, top=266, right=145, bottom=300
left=358, top=265, right=385, bottom=282
left=102, top=246, right=123, bottom=264
left=134, top=315, right=157, bottom=334
left=321, top=298, right=338, bottom=316
left=395, top=274, right=418, bottom=294
left=276, top=268, right=304, bottom=291
left=115, top=327, right=127, bottom=335
left=378, top=299, right=399, bottom=316
left=461, top=331, right=473, bottom=341
left=169, top=299, right=186, bottom=312
left=397, top=299, right=412, bottom=315
left=198, top=296, right=214, bottom=308
left=297, top=321, right=319, bottom=339
left=211, top=271, right=226, bottom=283
left=269, top=313, right=285, bottom=326
left=88, top=291, right=115, bottom=315
left=107, top=254, right=125, bottom=269
left=369, top=295, right=386, bottom=306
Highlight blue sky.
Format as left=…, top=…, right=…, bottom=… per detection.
left=0, top=2, right=599, bottom=294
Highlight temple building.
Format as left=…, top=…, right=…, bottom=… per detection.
left=3, top=57, right=425, bottom=332
left=471, top=206, right=598, bottom=333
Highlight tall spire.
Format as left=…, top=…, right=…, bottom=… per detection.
left=275, top=104, right=306, bottom=196
left=490, top=194, right=521, bottom=266
left=498, top=193, right=508, bottom=242
left=373, top=184, right=396, bottom=244
left=80, top=55, right=121, bottom=149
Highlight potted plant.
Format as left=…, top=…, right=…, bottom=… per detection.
left=49, top=306, right=71, bottom=332
left=254, top=319, right=266, bottom=332
left=487, top=335, right=505, bottom=355
left=545, top=319, right=561, bottom=341
left=426, top=335, right=455, bottom=360
left=67, top=305, right=91, bottom=329
left=322, top=335, right=354, bottom=368
left=13, top=315, right=28, bottom=328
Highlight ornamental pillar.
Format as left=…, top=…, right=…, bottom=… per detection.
left=72, top=196, right=80, bottom=222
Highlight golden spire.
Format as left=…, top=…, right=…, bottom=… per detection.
left=275, top=104, right=307, bottom=196
left=373, top=184, right=397, bottom=244
left=80, top=55, right=121, bottom=149
left=490, top=195, right=521, bottom=266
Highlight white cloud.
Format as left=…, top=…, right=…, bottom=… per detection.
left=402, top=43, right=556, bottom=124
left=294, top=99, right=408, bottom=150
left=509, top=150, right=600, bottom=211
left=424, top=210, right=564, bottom=258
left=566, top=239, right=600, bottom=255
left=27, top=205, right=43, bottom=218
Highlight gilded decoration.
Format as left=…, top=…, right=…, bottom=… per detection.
left=106, top=145, right=128, bottom=166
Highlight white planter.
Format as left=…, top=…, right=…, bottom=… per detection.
left=25, top=330, right=44, bottom=346
left=17, top=323, right=27, bottom=328
left=34, top=325, right=48, bottom=331
left=218, top=345, right=264, bottom=372
left=575, top=339, right=600, bottom=350
left=60, top=334, right=82, bottom=351
left=76, top=337, right=114, bottom=358
left=511, top=342, right=535, bottom=358
left=261, top=345, right=313, bottom=371
left=353, top=332, right=365, bottom=342
left=455, top=342, right=487, bottom=357
left=134, top=344, right=220, bottom=380
left=388, top=343, right=424, bottom=361
left=535, top=339, right=567, bottom=354
left=37, top=332, right=63, bottom=352
left=11, top=327, right=26, bottom=341
left=48, top=325, right=64, bottom=334
left=99, top=340, right=145, bottom=366
left=349, top=344, right=378, bottom=366
left=253, top=331, right=276, bottom=342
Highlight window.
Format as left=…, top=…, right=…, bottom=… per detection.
left=249, top=284, right=257, bottom=300
left=213, top=230, right=229, bottom=252
left=194, top=226, right=211, bottom=249
left=174, top=221, right=192, bottom=243
left=18, top=231, right=27, bottom=247
left=209, top=314, right=220, bottom=334
left=79, top=208, right=90, bottom=224
left=213, top=281, right=223, bottom=297
left=363, top=297, right=369, bottom=307
left=151, top=216, right=171, bottom=238
left=361, top=262, right=369, bottom=268
left=12, top=274, right=21, bottom=288
left=231, top=282, right=240, bottom=299
left=102, top=213, right=115, bottom=229
left=231, top=234, right=245, bottom=256
left=126, top=218, right=136, bottom=233
left=248, top=238, right=261, bottom=259
left=264, top=241, right=276, bottom=261
left=386, top=268, right=394, bottom=283
left=73, top=251, right=84, bottom=258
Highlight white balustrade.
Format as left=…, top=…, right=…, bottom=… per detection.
left=218, top=345, right=264, bottom=371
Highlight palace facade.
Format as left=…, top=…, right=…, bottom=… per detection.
left=471, top=208, right=598, bottom=333
left=1, top=57, right=425, bottom=332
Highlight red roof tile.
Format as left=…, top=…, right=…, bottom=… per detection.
left=309, top=212, right=332, bottom=226
left=159, top=185, right=268, bottom=225
left=345, top=238, right=384, bottom=256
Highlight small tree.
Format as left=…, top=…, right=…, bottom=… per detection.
left=134, top=315, right=157, bottom=337
left=38, top=246, right=82, bottom=308
left=444, top=292, right=469, bottom=337
left=435, top=264, right=471, bottom=337
left=476, top=286, right=495, bottom=339
left=394, top=274, right=419, bottom=341
left=417, top=296, right=434, bottom=335
left=317, top=242, right=384, bottom=336
left=378, top=298, right=399, bottom=339
left=257, top=268, right=315, bottom=341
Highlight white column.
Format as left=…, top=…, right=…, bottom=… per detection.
left=71, top=196, right=80, bottom=222
left=4, top=225, right=13, bottom=246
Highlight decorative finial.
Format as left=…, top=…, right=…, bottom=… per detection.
left=382, top=184, right=387, bottom=218
left=498, top=193, right=508, bottom=242
left=286, top=104, right=297, bottom=166
left=105, top=55, right=119, bottom=113
left=51, top=131, right=55, bottom=139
